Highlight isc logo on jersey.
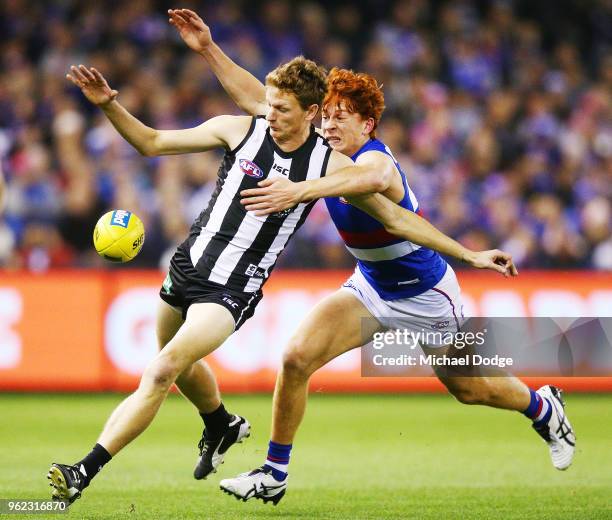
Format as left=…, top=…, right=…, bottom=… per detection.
left=271, top=163, right=289, bottom=177
left=239, top=159, right=264, bottom=179
left=93, top=209, right=145, bottom=263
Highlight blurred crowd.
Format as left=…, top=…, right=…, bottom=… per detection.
left=0, top=0, right=610, bottom=272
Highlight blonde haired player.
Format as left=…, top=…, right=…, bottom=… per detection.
left=49, top=55, right=330, bottom=502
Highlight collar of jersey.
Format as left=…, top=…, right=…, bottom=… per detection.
left=350, top=138, right=376, bottom=162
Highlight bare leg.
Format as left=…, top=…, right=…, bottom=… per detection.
left=156, top=301, right=222, bottom=413
left=216, top=293, right=379, bottom=503
left=98, top=303, right=235, bottom=455
left=175, top=361, right=221, bottom=413
left=422, top=345, right=531, bottom=411
left=271, top=290, right=382, bottom=444
left=439, top=374, right=530, bottom=410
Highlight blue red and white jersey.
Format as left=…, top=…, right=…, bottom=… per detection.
left=325, top=138, right=447, bottom=300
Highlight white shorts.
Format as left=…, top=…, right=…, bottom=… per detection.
left=341, top=264, right=465, bottom=347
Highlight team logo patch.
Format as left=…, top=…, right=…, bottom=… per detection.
left=110, top=210, right=131, bottom=228
left=239, top=159, right=264, bottom=179
left=162, top=273, right=173, bottom=294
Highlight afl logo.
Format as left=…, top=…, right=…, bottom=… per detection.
left=239, top=159, right=264, bottom=179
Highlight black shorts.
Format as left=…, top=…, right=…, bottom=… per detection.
left=159, top=246, right=263, bottom=331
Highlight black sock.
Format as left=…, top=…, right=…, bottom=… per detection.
left=200, top=403, right=231, bottom=439
left=74, top=443, right=112, bottom=487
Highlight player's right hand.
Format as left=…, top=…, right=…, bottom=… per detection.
left=66, top=65, right=118, bottom=107
left=168, top=9, right=213, bottom=53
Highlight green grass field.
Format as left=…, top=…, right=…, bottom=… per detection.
left=1, top=393, right=611, bottom=519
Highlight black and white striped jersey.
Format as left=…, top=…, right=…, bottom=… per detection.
left=179, top=116, right=332, bottom=293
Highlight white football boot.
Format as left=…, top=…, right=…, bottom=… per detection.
left=532, top=385, right=576, bottom=470
left=220, top=466, right=287, bottom=505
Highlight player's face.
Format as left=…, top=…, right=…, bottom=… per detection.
left=321, top=102, right=372, bottom=156
left=265, top=86, right=311, bottom=144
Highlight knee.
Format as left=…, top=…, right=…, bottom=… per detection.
left=444, top=379, right=490, bottom=405
left=282, top=339, right=316, bottom=380
left=451, top=386, right=482, bottom=405
left=143, top=353, right=182, bottom=391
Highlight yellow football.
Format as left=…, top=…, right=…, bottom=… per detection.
left=93, top=210, right=145, bottom=262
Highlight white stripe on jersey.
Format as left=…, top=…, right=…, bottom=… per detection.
left=207, top=150, right=295, bottom=285
left=206, top=215, right=267, bottom=285
left=189, top=119, right=268, bottom=267
left=346, top=241, right=421, bottom=262
left=407, top=185, right=419, bottom=212
left=243, top=136, right=330, bottom=292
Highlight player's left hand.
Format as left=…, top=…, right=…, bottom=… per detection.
left=240, top=177, right=305, bottom=215
left=464, top=249, right=519, bottom=277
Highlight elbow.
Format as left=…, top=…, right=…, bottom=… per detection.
left=372, top=177, right=389, bottom=193
left=379, top=169, right=393, bottom=192
left=369, top=170, right=392, bottom=193
left=138, top=146, right=156, bottom=157
left=383, top=221, right=401, bottom=237
left=385, top=218, right=429, bottom=249
left=138, top=132, right=160, bottom=157
left=381, top=212, right=403, bottom=237
left=354, top=176, right=386, bottom=195
left=381, top=207, right=410, bottom=239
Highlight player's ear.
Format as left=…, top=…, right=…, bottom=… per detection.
left=364, top=117, right=375, bottom=136
left=305, top=103, right=320, bottom=122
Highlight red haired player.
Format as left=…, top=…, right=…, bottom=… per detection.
left=168, top=9, right=571, bottom=506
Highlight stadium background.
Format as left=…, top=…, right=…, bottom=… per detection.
left=0, top=0, right=610, bottom=392
left=1, top=2, right=611, bottom=518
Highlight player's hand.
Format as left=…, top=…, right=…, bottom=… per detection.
left=240, top=177, right=305, bottom=215
left=168, top=9, right=213, bottom=53
left=463, top=249, right=519, bottom=277
left=66, top=65, right=118, bottom=107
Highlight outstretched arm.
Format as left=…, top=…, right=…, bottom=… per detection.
left=239, top=150, right=517, bottom=276
left=66, top=64, right=250, bottom=155
left=349, top=193, right=518, bottom=277
left=168, top=9, right=267, bottom=116
left=240, top=151, right=394, bottom=212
